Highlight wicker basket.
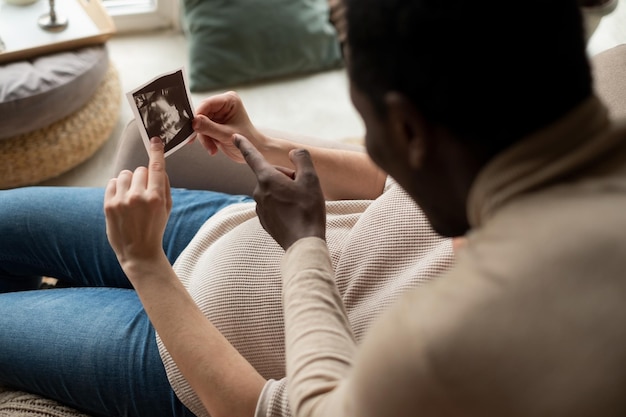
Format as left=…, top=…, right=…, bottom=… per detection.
left=0, top=63, right=121, bottom=189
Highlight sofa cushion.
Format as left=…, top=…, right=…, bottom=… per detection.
left=181, top=0, right=343, bottom=92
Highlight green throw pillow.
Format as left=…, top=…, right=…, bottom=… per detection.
left=182, top=0, right=344, bottom=92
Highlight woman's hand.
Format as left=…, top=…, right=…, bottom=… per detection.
left=193, top=91, right=267, bottom=163
left=104, top=137, right=172, bottom=272
left=235, top=134, right=326, bottom=250
left=105, top=137, right=266, bottom=417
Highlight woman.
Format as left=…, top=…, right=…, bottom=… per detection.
left=0, top=90, right=454, bottom=417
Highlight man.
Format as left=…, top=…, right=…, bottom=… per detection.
left=232, top=0, right=626, bottom=416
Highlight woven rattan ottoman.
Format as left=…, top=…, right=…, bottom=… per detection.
left=0, top=46, right=121, bottom=189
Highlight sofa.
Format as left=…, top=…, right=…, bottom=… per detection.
left=1, top=9, right=625, bottom=417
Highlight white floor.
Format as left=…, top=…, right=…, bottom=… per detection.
left=41, top=1, right=626, bottom=187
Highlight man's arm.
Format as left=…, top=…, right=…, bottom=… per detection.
left=235, top=136, right=357, bottom=415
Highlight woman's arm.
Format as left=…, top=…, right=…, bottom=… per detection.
left=257, top=133, right=385, bottom=201
left=105, top=137, right=265, bottom=417
left=125, top=256, right=265, bottom=417
left=193, top=91, right=386, bottom=201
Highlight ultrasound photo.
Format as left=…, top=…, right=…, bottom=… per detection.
left=126, top=68, right=195, bottom=158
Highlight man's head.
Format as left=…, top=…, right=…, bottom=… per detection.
left=345, top=0, right=593, bottom=236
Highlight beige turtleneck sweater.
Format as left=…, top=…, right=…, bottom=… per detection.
left=280, top=96, right=626, bottom=417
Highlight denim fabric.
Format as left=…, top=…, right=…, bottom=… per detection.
left=0, top=186, right=253, bottom=417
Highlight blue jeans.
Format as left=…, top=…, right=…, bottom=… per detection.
left=0, top=186, right=252, bottom=417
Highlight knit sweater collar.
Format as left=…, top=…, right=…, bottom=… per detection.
left=467, top=96, right=622, bottom=228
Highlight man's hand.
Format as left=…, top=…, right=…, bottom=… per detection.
left=193, top=91, right=266, bottom=163
left=104, top=137, right=173, bottom=271
left=235, top=134, right=326, bottom=250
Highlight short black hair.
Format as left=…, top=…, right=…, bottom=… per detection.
left=345, top=0, right=593, bottom=156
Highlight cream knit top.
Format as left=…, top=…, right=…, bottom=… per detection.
left=156, top=181, right=455, bottom=417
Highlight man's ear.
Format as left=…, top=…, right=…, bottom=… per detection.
left=384, top=91, right=429, bottom=169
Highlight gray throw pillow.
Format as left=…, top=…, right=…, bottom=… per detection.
left=182, top=0, right=343, bottom=92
